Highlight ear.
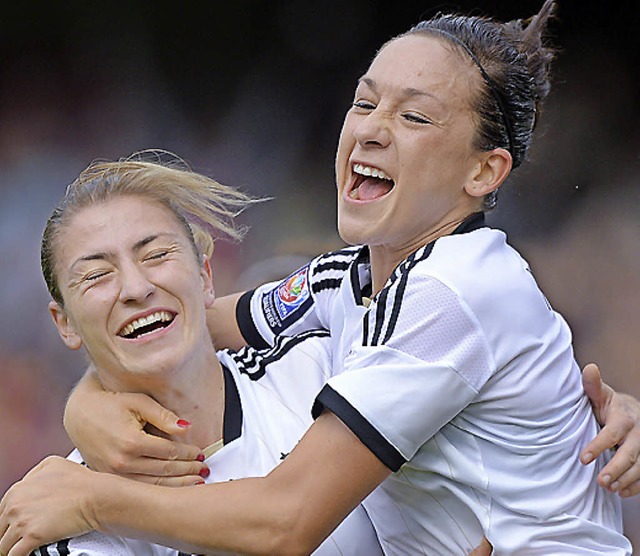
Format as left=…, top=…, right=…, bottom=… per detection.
left=49, top=301, right=83, bottom=350
left=465, top=148, right=513, bottom=199
left=200, top=255, right=216, bottom=309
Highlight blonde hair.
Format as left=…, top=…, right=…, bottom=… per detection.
left=42, top=150, right=260, bottom=305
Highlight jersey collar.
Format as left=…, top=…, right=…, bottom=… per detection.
left=351, top=212, right=486, bottom=305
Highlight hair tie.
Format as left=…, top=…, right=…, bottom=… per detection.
left=430, top=29, right=515, bottom=155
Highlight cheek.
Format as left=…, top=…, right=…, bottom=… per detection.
left=336, top=118, right=356, bottom=164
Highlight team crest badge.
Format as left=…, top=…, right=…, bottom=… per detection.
left=275, top=267, right=310, bottom=318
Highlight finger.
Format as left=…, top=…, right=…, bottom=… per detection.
left=0, top=526, right=19, bottom=556
left=598, top=438, right=640, bottom=492
left=124, top=473, right=207, bottom=487
left=581, top=423, right=626, bottom=465
left=131, top=396, right=192, bottom=437
left=115, top=455, right=208, bottom=479
left=9, top=536, right=38, bottom=556
left=619, top=479, right=640, bottom=498
left=136, top=434, right=203, bottom=463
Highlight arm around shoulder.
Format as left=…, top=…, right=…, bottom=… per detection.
left=11, top=411, right=390, bottom=556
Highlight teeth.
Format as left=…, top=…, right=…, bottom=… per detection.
left=353, top=163, right=392, bottom=181
left=119, top=311, right=173, bottom=337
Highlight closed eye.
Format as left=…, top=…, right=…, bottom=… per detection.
left=84, top=270, right=110, bottom=282
left=403, top=112, right=432, bottom=125
left=82, top=270, right=111, bottom=283
left=144, top=249, right=170, bottom=261
left=352, top=100, right=376, bottom=111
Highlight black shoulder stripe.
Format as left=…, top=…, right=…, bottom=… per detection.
left=56, top=540, right=70, bottom=556
left=311, top=278, right=343, bottom=293
left=381, top=248, right=431, bottom=344
left=234, top=330, right=330, bottom=381
left=382, top=269, right=411, bottom=345
left=313, top=260, right=351, bottom=274
left=370, top=286, right=390, bottom=346
left=317, top=247, right=360, bottom=260
left=411, top=241, right=435, bottom=267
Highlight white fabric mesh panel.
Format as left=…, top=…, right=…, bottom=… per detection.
left=383, top=275, right=493, bottom=391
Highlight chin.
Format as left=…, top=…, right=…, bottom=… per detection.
left=337, top=217, right=371, bottom=247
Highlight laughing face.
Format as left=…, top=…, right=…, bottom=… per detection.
left=335, top=33, right=494, bottom=257
left=48, top=195, right=216, bottom=391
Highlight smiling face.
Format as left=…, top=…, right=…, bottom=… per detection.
left=49, top=195, right=216, bottom=392
left=335, top=34, right=501, bottom=260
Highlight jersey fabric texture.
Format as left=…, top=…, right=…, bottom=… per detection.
left=237, top=214, right=631, bottom=555
left=32, top=332, right=382, bottom=556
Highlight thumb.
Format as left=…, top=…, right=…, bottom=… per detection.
left=131, top=394, right=191, bottom=436
left=582, top=363, right=604, bottom=408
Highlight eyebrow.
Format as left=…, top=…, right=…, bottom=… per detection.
left=69, top=233, right=173, bottom=271
left=358, top=76, right=440, bottom=103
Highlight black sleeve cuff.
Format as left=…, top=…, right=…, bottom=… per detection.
left=312, top=385, right=406, bottom=472
left=236, top=290, right=270, bottom=350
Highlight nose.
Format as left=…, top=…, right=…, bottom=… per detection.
left=118, top=263, right=156, bottom=304
left=353, top=108, right=391, bottom=149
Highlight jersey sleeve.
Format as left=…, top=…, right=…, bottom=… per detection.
left=236, top=248, right=357, bottom=348
left=31, top=532, right=141, bottom=556
left=313, top=274, right=495, bottom=471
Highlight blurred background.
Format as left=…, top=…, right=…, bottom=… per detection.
left=0, top=0, right=638, bottom=547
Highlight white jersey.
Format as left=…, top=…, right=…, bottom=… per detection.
left=33, top=331, right=382, bottom=556
left=238, top=214, right=631, bottom=555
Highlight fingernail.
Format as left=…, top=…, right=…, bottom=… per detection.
left=611, top=481, right=620, bottom=492
left=176, top=419, right=191, bottom=428
left=601, top=474, right=612, bottom=486
left=196, top=453, right=205, bottom=462
left=199, top=466, right=210, bottom=479
left=581, top=452, right=594, bottom=464
left=194, top=479, right=205, bottom=485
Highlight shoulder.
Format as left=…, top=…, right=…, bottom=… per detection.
left=220, top=329, right=333, bottom=382
left=402, top=228, right=533, bottom=304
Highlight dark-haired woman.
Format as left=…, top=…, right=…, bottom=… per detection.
left=0, top=2, right=633, bottom=554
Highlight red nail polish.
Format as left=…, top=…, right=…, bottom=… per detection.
left=176, top=419, right=191, bottom=428
left=195, top=479, right=205, bottom=486
left=199, top=467, right=210, bottom=479
left=196, top=453, right=205, bottom=462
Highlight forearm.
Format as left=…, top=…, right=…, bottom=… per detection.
left=94, top=474, right=312, bottom=555
left=89, top=412, right=388, bottom=555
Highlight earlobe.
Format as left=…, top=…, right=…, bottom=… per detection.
left=465, top=148, right=513, bottom=198
left=200, top=255, right=216, bottom=309
left=49, top=301, right=83, bottom=350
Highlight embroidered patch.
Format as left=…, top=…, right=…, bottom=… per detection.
left=261, top=265, right=312, bottom=333
left=276, top=266, right=310, bottom=317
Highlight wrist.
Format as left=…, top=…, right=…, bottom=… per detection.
left=81, top=471, right=126, bottom=534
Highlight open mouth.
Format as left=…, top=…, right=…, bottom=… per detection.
left=348, top=163, right=395, bottom=201
left=118, top=311, right=176, bottom=340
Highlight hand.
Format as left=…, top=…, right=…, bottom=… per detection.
left=469, top=536, right=492, bottom=555
left=0, top=457, right=98, bottom=556
left=65, top=371, right=207, bottom=486
left=581, top=363, right=640, bottom=497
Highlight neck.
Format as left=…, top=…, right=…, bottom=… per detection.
left=369, top=212, right=473, bottom=295
left=100, top=347, right=226, bottom=450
